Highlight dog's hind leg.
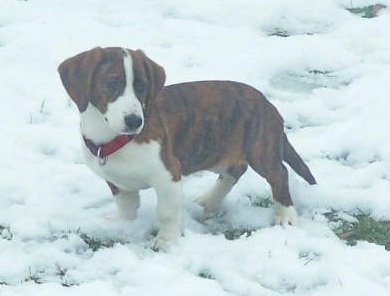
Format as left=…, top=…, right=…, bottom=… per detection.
left=250, top=162, right=299, bottom=225
left=195, top=164, right=248, bottom=213
left=248, top=132, right=299, bottom=226
left=263, top=164, right=298, bottom=226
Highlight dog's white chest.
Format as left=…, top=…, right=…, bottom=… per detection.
left=83, top=140, right=164, bottom=191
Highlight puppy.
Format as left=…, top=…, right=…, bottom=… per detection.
left=58, top=47, right=316, bottom=247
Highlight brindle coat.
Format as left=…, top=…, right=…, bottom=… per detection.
left=150, top=81, right=316, bottom=207
left=59, top=47, right=316, bottom=216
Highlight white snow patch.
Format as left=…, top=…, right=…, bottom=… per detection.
left=1, top=0, right=390, bottom=295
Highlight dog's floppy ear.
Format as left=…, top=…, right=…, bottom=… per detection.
left=130, top=49, right=166, bottom=102
left=58, top=47, right=104, bottom=112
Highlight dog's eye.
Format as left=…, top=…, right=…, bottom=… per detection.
left=107, top=79, right=122, bottom=95
left=134, top=81, right=147, bottom=95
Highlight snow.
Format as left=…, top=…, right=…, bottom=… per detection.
left=1, top=0, right=390, bottom=295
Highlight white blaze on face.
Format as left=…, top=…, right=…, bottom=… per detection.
left=104, top=50, right=144, bottom=135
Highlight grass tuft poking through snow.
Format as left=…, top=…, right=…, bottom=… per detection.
left=346, top=3, right=387, bottom=18
left=78, top=232, right=126, bottom=252
left=328, top=210, right=390, bottom=250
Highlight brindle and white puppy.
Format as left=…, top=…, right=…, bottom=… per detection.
left=58, top=47, right=316, bottom=247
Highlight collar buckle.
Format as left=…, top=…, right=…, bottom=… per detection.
left=97, top=146, right=108, bottom=166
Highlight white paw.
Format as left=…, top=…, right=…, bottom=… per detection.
left=195, top=195, right=223, bottom=213
left=154, top=228, right=180, bottom=250
left=273, top=203, right=299, bottom=226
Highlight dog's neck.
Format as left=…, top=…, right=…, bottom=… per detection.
left=80, top=103, right=120, bottom=145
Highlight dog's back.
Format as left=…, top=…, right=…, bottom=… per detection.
left=155, top=81, right=283, bottom=175
left=156, top=80, right=316, bottom=182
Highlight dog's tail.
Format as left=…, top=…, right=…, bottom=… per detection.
left=283, top=134, right=317, bottom=185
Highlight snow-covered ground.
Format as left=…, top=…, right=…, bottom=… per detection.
left=1, top=0, right=390, bottom=295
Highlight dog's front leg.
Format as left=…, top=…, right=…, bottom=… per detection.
left=106, top=181, right=140, bottom=220
left=113, top=190, right=140, bottom=220
left=153, top=178, right=183, bottom=248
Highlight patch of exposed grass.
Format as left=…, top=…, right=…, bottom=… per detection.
left=267, top=29, right=290, bottom=37
left=198, top=269, right=215, bottom=280
left=327, top=210, right=390, bottom=250
left=224, top=228, right=253, bottom=240
left=232, top=199, right=390, bottom=250
left=216, top=195, right=271, bottom=240
left=78, top=233, right=119, bottom=251
left=24, top=267, right=43, bottom=285
left=299, top=251, right=322, bottom=266
left=248, top=195, right=273, bottom=208
left=346, top=4, right=387, bottom=18
left=1, top=230, right=128, bottom=286
left=22, top=264, right=74, bottom=287
left=52, top=229, right=128, bottom=252
left=0, top=225, right=13, bottom=240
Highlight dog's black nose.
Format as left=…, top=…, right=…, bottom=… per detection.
left=124, top=114, right=143, bottom=130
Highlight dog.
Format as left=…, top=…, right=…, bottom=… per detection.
left=58, top=47, right=316, bottom=247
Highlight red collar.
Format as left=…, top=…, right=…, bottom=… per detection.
left=83, top=134, right=133, bottom=164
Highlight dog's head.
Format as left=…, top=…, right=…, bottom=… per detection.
left=58, top=47, right=166, bottom=135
